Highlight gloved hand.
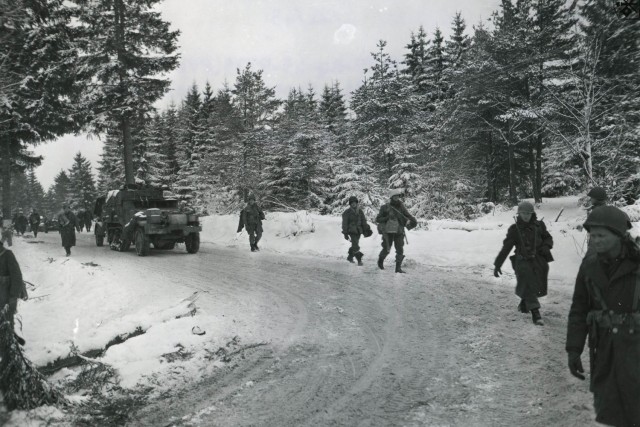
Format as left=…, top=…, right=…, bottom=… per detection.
left=493, top=266, right=502, bottom=277
left=343, top=233, right=349, bottom=241
left=568, top=352, right=585, bottom=380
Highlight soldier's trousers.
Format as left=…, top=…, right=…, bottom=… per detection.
left=248, top=228, right=262, bottom=246
left=348, top=234, right=361, bottom=258
left=30, top=223, right=38, bottom=237
left=379, top=233, right=404, bottom=262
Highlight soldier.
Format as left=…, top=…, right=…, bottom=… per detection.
left=57, top=204, right=78, bottom=256
left=84, top=209, right=92, bottom=232
left=566, top=206, right=639, bottom=427
left=237, top=194, right=265, bottom=252
left=586, top=186, right=607, bottom=213
left=12, top=210, right=28, bottom=236
left=376, top=189, right=417, bottom=273
left=494, top=201, right=554, bottom=325
left=77, top=208, right=86, bottom=232
left=28, top=209, right=41, bottom=238
left=341, top=196, right=372, bottom=266
left=0, top=238, right=28, bottom=343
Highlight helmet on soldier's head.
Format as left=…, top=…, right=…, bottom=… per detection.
left=517, top=201, right=535, bottom=214
left=389, top=188, right=404, bottom=198
left=587, top=187, right=607, bottom=202
left=348, top=196, right=358, bottom=204
left=583, top=206, right=631, bottom=236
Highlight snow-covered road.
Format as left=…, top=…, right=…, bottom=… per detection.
left=8, top=218, right=601, bottom=426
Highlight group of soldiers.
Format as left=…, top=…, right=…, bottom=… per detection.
left=9, top=209, right=46, bottom=237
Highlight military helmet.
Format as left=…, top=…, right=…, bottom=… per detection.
left=517, top=201, right=535, bottom=214
left=583, top=205, right=631, bottom=236
left=587, top=186, right=607, bottom=202
left=348, top=195, right=358, bottom=204
left=389, top=188, right=404, bottom=198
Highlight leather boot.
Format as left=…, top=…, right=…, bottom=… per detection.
left=377, top=253, right=386, bottom=270
left=518, top=299, right=529, bottom=314
left=395, top=255, right=406, bottom=273
left=355, top=252, right=363, bottom=266
left=531, top=309, right=544, bottom=326
left=347, top=251, right=355, bottom=263
left=254, top=242, right=260, bottom=251
left=250, top=243, right=256, bottom=252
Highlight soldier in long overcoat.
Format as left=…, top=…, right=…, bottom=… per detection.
left=12, top=211, right=28, bottom=236
left=494, top=201, right=554, bottom=325
left=0, top=239, right=27, bottom=330
left=376, top=189, right=417, bottom=273
left=57, top=204, right=78, bottom=256
left=342, top=196, right=371, bottom=266
left=566, top=206, right=640, bottom=427
left=237, top=194, right=265, bottom=252
left=83, top=209, right=92, bottom=232
left=28, top=209, right=41, bottom=238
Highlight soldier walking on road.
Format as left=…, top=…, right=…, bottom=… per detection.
left=494, top=201, right=554, bottom=325
left=57, top=204, right=78, bottom=256
left=566, top=206, right=640, bottom=427
left=586, top=186, right=608, bottom=214
left=237, top=194, right=265, bottom=252
left=12, top=210, right=27, bottom=236
left=376, top=189, right=417, bottom=274
left=28, top=209, right=41, bottom=238
left=341, top=196, right=372, bottom=266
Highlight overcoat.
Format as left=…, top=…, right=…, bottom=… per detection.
left=238, top=204, right=265, bottom=233
left=0, top=246, right=25, bottom=324
left=58, top=210, right=77, bottom=248
left=494, top=215, right=553, bottom=297
left=342, top=207, right=369, bottom=236
left=566, top=244, right=640, bottom=427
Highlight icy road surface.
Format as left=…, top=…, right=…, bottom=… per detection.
left=28, top=231, right=597, bottom=426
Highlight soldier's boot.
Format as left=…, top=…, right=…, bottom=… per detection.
left=254, top=242, right=260, bottom=251
left=347, top=248, right=355, bottom=263
left=250, top=243, right=256, bottom=252
left=518, top=299, right=529, bottom=314
left=531, top=309, right=544, bottom=326
left=65, top=247, right=71, bottom=256
left=395, top=255, right=406, bottom=274
left=377, top=252, right=386, bottom=270
left=355, top=252, right=363, bottom=266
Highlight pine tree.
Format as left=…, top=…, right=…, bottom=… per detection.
left=26, top=170, right=45, bottom=213
left=174, top=84, right=204, bottom=203
left=72, top=0, right=180, bottom=185
left=50, top=170, right=72, bottom=211
left=97, top=130, right=125, bottom=193
left=68, top=152, right=97, bottom=212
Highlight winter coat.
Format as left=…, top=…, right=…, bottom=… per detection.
left=342, top=207, right=369, bottom=236
left=0, top=246, right=26, bottom=323
left=13, top=214, right=28, bottom=231
left=58, top=210, right=77, bottom=248
left=238, top=204, right=265, bottom=233
left=494, top=215, right=553, bottom=298
left=566, top=243, right=640, bottom=427
left=375, top=201, right=417, bottom=235
left=28, top=212, right=41, bottom=227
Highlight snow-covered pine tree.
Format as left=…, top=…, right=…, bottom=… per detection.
left=402, top=26, right=431, bottom=95
left=143, top=113, right=168, bottom=188
left=26, top=170, right=46, bottom=213
left=97, top=130, right=125, bottom=193
left=50, top=170, right=72, bottom=212
left=0, top=0, right=78, bottom=219
left=174, top=84, right=204, bottom=205
left=68, top=152, right=97, bottom=212
left=72, top=0, right=180, bottom=185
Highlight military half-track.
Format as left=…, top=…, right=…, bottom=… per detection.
left=93, top=185, right=201, bottom=256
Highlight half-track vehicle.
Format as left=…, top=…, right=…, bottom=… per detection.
left=93, top=185, right=201, bottom=256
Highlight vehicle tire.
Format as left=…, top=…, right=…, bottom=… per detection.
left=185, top=232, right=200, bottom=254
left=135, top=229, right=150, bottom=256
left=96, top=234, right=104, bottom=247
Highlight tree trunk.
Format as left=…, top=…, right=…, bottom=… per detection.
left=507, top=124, right=518, bottom=205
left=486, top=131, right=496, bottom=202
left=535, top=134, right=543, bottom=203
left=2, top=137, right=11, bottom=219
left=121, top=116, right=135, bottom=185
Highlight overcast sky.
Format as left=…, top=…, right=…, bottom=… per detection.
left=34, top=0, right=501, bottom=190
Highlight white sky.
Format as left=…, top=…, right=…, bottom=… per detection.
left=34, top=0, right=501, bottom=190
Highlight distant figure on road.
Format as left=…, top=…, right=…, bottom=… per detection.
left=57, top=204, right=78, bottom=256
left=494, top=201, right=554, bottom=326
left=237, top=194, right=265, bottom=252
left=566, top=205, right=639, bottom=427
left=341, top=196, right=372, bottom=266
left=12, top=210, right=28, bottom=236
left=83, top=209, right=92, bottom=233
left=376, top=189, right=417, bottom=273
left=28, top=209, right=41, bottom=238
left=0, top=238, right=28, bottom=335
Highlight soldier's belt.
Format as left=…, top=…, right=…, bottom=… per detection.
left=587, top=310, right=640, bottom=334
